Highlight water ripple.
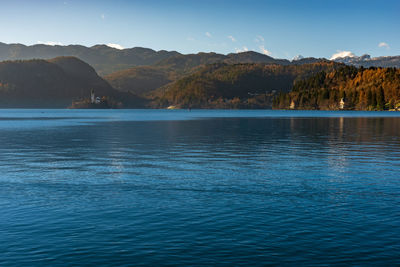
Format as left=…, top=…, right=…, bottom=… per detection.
left=1, top=110, right=400, bottom=265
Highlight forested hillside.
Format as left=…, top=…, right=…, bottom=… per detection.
left=153, top=62, right=341, bottom=108
left=104, top=51, right=297, bottom=96
left=273, top=66, right=400, bottom=110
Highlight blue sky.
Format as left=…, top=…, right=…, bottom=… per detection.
left=0, top=0, right=399, bottom=59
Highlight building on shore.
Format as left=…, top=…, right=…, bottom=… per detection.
left=339, top=98, right=346, bottom=110
left=290, top=100, right=295, bottom=109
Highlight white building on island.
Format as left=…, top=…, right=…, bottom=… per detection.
left=90, top=89, right=101, bottom=104
left=91, top=89, right=95, bottom=104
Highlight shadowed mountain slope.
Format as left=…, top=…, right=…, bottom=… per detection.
left=0, top=57, right=145, bottom=108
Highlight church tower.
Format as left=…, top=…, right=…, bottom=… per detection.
left=91, top=89, right=95, bottom=104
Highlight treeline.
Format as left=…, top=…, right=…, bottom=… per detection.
left=273, top=66, right=400, bottom=110
left=153, top=62, right=340, bottom=108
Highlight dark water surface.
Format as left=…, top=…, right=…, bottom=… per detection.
left=1, top=109, right=399, bottom=265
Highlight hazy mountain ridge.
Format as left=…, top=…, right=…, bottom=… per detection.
left=1, top=42, right=399, bottom=77
left=0, top=43, right=293, bottom=76
left=0, top=42, right=179, bottom=75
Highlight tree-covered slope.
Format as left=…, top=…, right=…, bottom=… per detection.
left=153, top=62, right=341, bottom=108
left=105, top=52, right=328, bottom=98
left=273, top=66, right=400, bottom=110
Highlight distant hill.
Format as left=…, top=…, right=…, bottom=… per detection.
left=0, top=57, right=145, bottom=108
left=225, top=51, right=291, bottom=65
left=154, top=51, right=291, bottom=71
left=153, top=62, right=342, bottom=108
left=155, top=51, right=291, bottom=71
left=0, top=42, right=179, bottom=75
left=291, top=57, right=330, bottom=65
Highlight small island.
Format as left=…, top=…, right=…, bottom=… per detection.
left=69, top=89, right=113, bottom=109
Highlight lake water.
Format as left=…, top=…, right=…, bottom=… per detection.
left=1, top=109, right=399, bottom=265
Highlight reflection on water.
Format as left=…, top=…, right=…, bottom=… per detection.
left=0, top=110, right=400, bottom=265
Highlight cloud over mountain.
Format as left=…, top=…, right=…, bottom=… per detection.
left=378, top=42, right=390, bottom=49
left=235, top=46, right=249, bottom=53
left=330, top=51, right=356, bottom=60
left=292, top=55, right=304, bottom=61
left=37, top=41, right=63, bottom=46
left=259, top=45, right=271, bottom=56
left=107, top=43, right=124, bottom=50
left=254, top=35, right=264, bottom=43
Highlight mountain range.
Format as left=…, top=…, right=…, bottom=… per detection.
left=0, top=42, right=399, bottom=109
left=0, top=42, right=178, bottom=76
left=332, top=54, right=400, bottom=68
left=2, top=42, right=399, bottom=75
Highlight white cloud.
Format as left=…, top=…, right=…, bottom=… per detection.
left=254, top=35, right=264, bottom=43
left=259, top=45, right=271, bottom=56
left=235, top=46, right=249, bottom=53
left=292, top=55, right=304, bottom=61
left=107, top=43, right=124, bottom=50
left=101, top=14, right=105, bottom=19
left=205, top=32, right=212, bottom=38
left=378, top=42, right=390, bottom=49
left=330, top=50, right=356, bottom=60
left=37, top=41, right=63, bottom=46
left=227, top=35, right=236, bottom=42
